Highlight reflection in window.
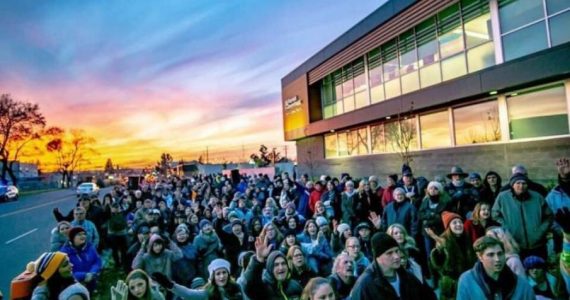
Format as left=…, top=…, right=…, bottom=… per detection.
left=499, top=0, right=543, bottom=33
left=550, top=10, right=570, bottom=47
left=546, top=0, right=570, bottom=15
left=438, top=4, right=464, bottom=58
left=370, top=124, right=386, bottom=153
left=324, top=134, right=338, bottom=158
left=416, top=17, right=439, bottom=67
left=368, top=48, right=384, bottom=104
left=503, top=21, right=548, bottom=61
left=420, top=63, right=442, bottom=88
left=464, top=13, right=492, bottom=48
left=420, top=111, right=451, bottom=149
left=347, top=128, right=369, bottom=156
left=467, top=42, right=495, bottom=72
left=441, top=53, right=467, bottom=81
left=454, top=101, right=501, bottom=145
left=508, top=85, right=569, bottom=139
left=337, top=132, right=348, bottom=156
left=382, top=39, right=400, bottom=82
left=385, top=118, right=418, bottom=153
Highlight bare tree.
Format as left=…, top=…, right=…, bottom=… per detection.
left=0, top=94, right=46, bottom=185
left=46, top=128, right=97, bottom=188
left=385, top=102, right=416, bottom=165
left=155, top=153, right=173, bottom=176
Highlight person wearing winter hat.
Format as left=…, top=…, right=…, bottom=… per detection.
left=445, top=166, right=478, bottom=219
left=110, top=269, right=164, bottom=300
left=51, top=221, right=72, bottom=251
left=60, top=227, right=102, bottom=292
left=427, top=211, right=476, bottom=300
left=492, top=172, right=553, bottom=259
left=152, top=258, right=243, bottom=300
left=243, top=237, right=303, bottom=299
left=213, top=216, right=251, bottom=277
left=31, top=252, right=90, bottom=300
left=132, top=234, right=183, bottom=283
left=351, top=232, right=435, bottom=300
left=523, top=256, right=562, bottom=298
left=331, top=222, right=352, bottom=255
left=456, top=236, right=535, bottom=300
left=172, top=223, right=198, bottom=288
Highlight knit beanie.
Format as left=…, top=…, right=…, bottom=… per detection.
left=337, top=223, right=351, bottom=236
left=371, top=232, right=400, bottom=258
left=34, top=252, right=68, bottom=281
left=174, top=224, right=189, bottom=235
left=441, top=211, right=462, bottom=230
left=427, top=181, right=443, bottom=191
left=388, top=174, right=398, bottom=183
left=208, top=258, right=231, bottom=280
left=316, top=216, right=329, bottom=227
left=67, top=227, right=86, bottom=241
left=199, top=219, right=212, bottom=230
left=523, top=256, right=546, bottom=270
left=238, top=251, right=255, bottom=268
left=509, top=173, right=528, bottom=187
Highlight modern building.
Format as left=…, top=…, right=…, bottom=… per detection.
left=282, top=0, right=570, bottom=182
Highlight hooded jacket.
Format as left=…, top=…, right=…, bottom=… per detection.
left=50, top=227, right=68, bottom=252
left=243, top=251, right=303, bottom=300
left=192, top=228, right=222, bottom=278
left=457, top=262, right=535, bottom=300
left=351, top=262, right=436, bottom=300
left=132, top=234, right=183, bottom=279
left=492, top=190, right=553, bottom=250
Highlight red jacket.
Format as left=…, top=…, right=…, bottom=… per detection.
left=309, top=189, right=324, bottom=214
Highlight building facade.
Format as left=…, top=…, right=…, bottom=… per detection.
left=282, top=0, right=570, bottom=182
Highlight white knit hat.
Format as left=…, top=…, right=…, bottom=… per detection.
left=337, top=223, right=351, bottom=236
left=427, top=181, right=443, bottom=191
left=208, top=258, right=231, bottom=280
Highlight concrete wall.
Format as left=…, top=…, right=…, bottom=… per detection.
left=296, top=136, right=570, bottom=185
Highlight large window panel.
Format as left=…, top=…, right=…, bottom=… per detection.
left=333, top=70, right=343, bottom=102
left=342, top=65, right=354, bottom=98
left=335, top=99, right=344, bottom=116
left=324, top=134, right=338, bottom=158
left=400, top=30, right=418, bottom=75
left=502, top=21, right=548, bottom=61
left=416, top=17, right=440, bottom=68
left=401, top=72, right=420, bottom=94
left=370, top=124, right=386, bottom=153
left=464, top=13, right=492, bottom=48
left=508, top=85, right=569, bottom=139
left=344, top=95, right=355, bottom=113
left=337, top=132, right=349, bottom=156
left=546, top=0, right=570, bottom=15
left=382, top=39, right=400, bottom=82
left=368, top=48, right=385, bottom=104
left=347, top=128, right=369, bottom=156
left=420, top=111, right=451, bottom=149
left=420, top=63, right=442, bottom=88
left=454, top=101, right=501, bottom=145
left=499, top=0, right=544, bottom=33
left=385, top=118, right=419, bottom=152
left=355, top=91, right=368, bottom=109
left=385, top=79, right=401, bottom=99
left=353, top=60, right=367, bottom=93
left=550, top=10, right=570, bottom=46
left=438, top=4, right=465, bottom=59
left=467, top=42, right=495, bottom=72
left=441, top=53, right=467, bottom=81
left=370, top=85, right=385, bottom=104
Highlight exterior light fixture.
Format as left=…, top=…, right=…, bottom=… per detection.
left=489, top=91, right=498, bottom=95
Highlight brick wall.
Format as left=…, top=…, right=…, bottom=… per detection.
left=296, top=136, right=570, bottom=185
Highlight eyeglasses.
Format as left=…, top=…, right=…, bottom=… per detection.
left=347, top=245, right=360, bottom=249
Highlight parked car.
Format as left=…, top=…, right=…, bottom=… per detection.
left=0, top=183, right=18, bottom=202
left=76, top=182, right=100, bottom=197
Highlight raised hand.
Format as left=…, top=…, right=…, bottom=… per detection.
left=110, top=280, right=128, bottom=300
left=556, top=157, right=570, bottom=179
left=255, top=236, right=273, bottom=263
left=425, top=227, right=445, bottom=248
left=368, top=212, right=381, bottom=229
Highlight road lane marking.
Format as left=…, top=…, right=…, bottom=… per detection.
left=0, top=194, right=75, bottom=219
left=5, top=228, right=38, bottom=244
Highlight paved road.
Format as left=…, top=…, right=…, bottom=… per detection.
left=0, top=187, right=111, bottom=297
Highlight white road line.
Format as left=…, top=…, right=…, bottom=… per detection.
left=5, top=228, right=38, bottom=244
left=0, top=195, right=74, bottom=219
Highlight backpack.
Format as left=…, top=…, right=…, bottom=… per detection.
left=10, top=262, right=39, bottom=300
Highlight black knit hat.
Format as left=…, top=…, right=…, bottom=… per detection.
left=68, top=226, right=86, bottom=242
left=509, top=173, right=528, bottom=186
left=371, top=232, right=399, bottom=258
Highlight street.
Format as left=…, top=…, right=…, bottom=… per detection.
left=0, top=187, right=111, bottom=298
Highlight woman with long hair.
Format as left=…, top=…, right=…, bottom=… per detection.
left=259, top=222, right=283, bottom=251
left=386, top=223, right=426, bottom=276
left=111, top=269, right=164, bottom=300
left=427, top=211, right=476, bottom=300
left=463, top=202, right=499, bottom=243
left=481, top=171, right=502, bottom=205
left=287, top=245, right=317, bottom=286
left=151, top=258, right=243, bottom=300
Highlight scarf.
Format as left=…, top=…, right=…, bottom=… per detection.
left=473, top=261, right=517, bottom=299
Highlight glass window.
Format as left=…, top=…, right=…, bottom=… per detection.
left=324, top=134, right=338, bottom=158
left=464, top=13, right=492, bottom=48
left=420, top=63, right=442, bottom=88
left=353, top=60, right=366, bottom=93
left=323, top=104, right=335, bottom=119
left=342, top=65, right=354, bottom=98
left=333, top=70, right=343, bottom=102
left=385, top=79, right=401, bottom=99
left=344, top=94, right=355, bottom=113
left=441, top=53, right=467, bottom=81
left=467, top=42, right=496, bottom=72
left=499, top=0, right=544, bottom=33
left=335, top=99, right=344, bottom=115
left=502, top=21, right=548, bottom=61
left=454, top=101, right=501, bottom=145
left=370, top=124, right=386, bottom=153
left=401, top=72, right=420, bottom=94
left=346, top=129, right=368, bottom=156
left=550, top=10, right=570, bottom=46
left=382, top=39, right=400, bottom=81
left=368, top=48, right=385, bottom=103
left=355, top=91, right=368, bottom=109
left=546, top=0, right=570, bottom=15
left=337, top=132, right=348, bottom=156
left=508, top=84, right=569, bottom=139
left=385, top=118, right=419, bottom=152
left=438, top=4, right=465, bottom=58
left=370, top=85, right=385, bottom=104
left=399, top=30, right=418, bottom=75
left=416, top=17, right=439, bottom=67
left=420, top=111, right=451, bottom=149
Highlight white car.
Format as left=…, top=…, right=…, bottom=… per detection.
left=76, top=182, right=100, bottom=197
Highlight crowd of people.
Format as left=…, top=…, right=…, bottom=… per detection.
left=17, top=157, right=570, bottom=300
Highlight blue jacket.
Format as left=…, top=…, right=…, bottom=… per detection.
left=60, top=242, right=102, bottom=282
left=457, top=262, right=535, bottom=300
left=546, top=185, right=570, bottom=231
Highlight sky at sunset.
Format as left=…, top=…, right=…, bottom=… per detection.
left=0, top=1, right=383, bottom=170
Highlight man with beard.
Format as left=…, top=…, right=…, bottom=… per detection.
left=456, top=236, right=535, bottom=299
left=243, top=236, right=303, bottom=300
left=351, top=232, right=434, bottom=300
left=328, top=252, right=356, bottom=300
